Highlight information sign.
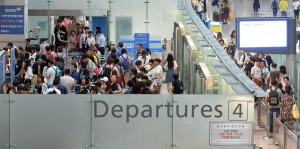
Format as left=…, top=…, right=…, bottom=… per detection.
left=134, top=33, right=149, bottom=59
left=0, top=6, right=24, bottom=34
left=210, top=122, right=252, bottom=145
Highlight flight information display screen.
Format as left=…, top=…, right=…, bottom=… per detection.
left=236, top=18, right=290, bottom=52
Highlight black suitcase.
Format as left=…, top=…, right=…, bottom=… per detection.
left=213, top=12, right=220, bottom=22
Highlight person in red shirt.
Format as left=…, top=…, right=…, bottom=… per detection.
left=44, top=45, right=55, bottom=61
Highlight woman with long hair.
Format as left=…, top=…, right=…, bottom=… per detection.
left=163, top=53, right=178, bottom=94
left=226, top=30, right=236, bottom=57
left=102, top=81, right=113, bottom=94
left=79, top=76, right=91, bottom=94
left=222, top=0, right=230, bottom=23
left=36, top=74, right=48, bottom=94
left=24, top=59, right=33, bottom=80
left=119, top=48, right=131, bottom=87
left=76, top=27, right=83, bottom=51
left=280, top=85, right=294, bottom=130
left=69, top=30, right=77, bottom=52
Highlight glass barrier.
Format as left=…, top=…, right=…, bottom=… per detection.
left=286, top=129, right=298, bottom=149
left=9, top=95, right=93, bottom=149
left=0, top=51, right=6, bottom=85
left=259, top=101, right=268, bottom=131
left=92, top=95, right=173, bottom=149
left=1, top=94, right=255, bottom=149
left=0, top=95, right=9, bottom=148
left=273, top=117, right=284, bottom=149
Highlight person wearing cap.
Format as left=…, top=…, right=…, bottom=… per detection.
left=132, top=73, right=146, bottom=94
left=251, top=59, right=264, bottom=88
left=100, top=77, right=109, bottom=82
left=137, top=50, right=151, bottom=66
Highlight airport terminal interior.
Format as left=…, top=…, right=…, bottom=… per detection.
left=0, top=0, right=300, bottom=148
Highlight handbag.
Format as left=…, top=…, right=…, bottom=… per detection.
left=228, top=9, right=233, bottom=19
left=292, top=96, right=299, bottom=119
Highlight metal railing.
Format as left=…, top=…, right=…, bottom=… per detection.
left=180, top=0, right=266, bottom=97
left=257, top=98, right=300, bottom=149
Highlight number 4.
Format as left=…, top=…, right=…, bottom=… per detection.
left=233, top=104, right=243, bottom=118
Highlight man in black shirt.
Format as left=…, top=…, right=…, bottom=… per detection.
left=130, top=67, right=137, bottom=83
left=141, top=80, right=153, bottom=94
left=16, top=46, right=25, bottom=75
left=38, top=55, right=47, bottom=75
left=24, top=38, right=33, bottom=59
left=132, top=73, right=145, bottom=94
left=55, top=19, right=67, bottom=41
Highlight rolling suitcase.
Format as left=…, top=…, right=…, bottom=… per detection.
left=213, top=12, right=220, bottom=22
left=220, top=9, right=225, bottom=23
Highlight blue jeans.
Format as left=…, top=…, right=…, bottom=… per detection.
left=273, top=8, right=278, bottom=17
left=223, top=8, right=229, bottom=21
left=270, top=107, right=280, bottom=133
left=197, top=12, right=204, bottom=21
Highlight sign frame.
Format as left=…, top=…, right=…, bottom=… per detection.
left=209, top=122, right=252, bottom=146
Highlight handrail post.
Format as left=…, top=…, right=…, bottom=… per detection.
left=266, top=105, right=271, bottom=137
left=284, top=123, right=287, bottom=149
left=272, top=112, right=276, bottom=144
left=257, top=98, right=261, bottom=126
left=297, top=134, right=300, bottom=149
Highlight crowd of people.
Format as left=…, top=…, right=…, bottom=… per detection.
left=2, top=39, right=185, bottom=95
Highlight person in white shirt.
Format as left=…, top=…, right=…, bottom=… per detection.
left=251, top=59, right=263, bottom=88
left=238, top=52, right=250, bottom=69
left=80, top=27, right=89, bottom=49
left=46, top=60, right=57, bottom=86
left=150, top=58, right=163, bottom=94
left=137, top=51, right=151, bottom=66
left=60, top=69, right=75, bottom=94
left=44, top=79, right=61, bottom=94
left=24, top=59, right=33, bottom=80
left=292, top=0, right=299, bottom=20
left=86, top=31, right=95, bottom=48
left=282, top=76, right=295, bottom=93
left=40, top=39, right=49, bottom=54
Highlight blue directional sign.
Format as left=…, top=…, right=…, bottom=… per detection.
left=0, top=6, right=24, bottom=34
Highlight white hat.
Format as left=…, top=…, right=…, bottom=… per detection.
left=101, top=77, right=109, bottom=82
left=250, top=52, right=257, bottom=56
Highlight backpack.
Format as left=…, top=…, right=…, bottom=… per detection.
left=269, top=88, right=279, bottom=106
left=211, top=0, right=218, bottom=6
left=51, top=66, right=62, bottom=77
left=121, top=55, right=130, bottom=70
left=45, top=53, right=51, bottom=61
left=56, top=53, right=65, bottom=64
left=173, top=80, right=184, bottom=94
left=272, top=0, right=277, bottom=9
left=100, top=65, right=112, bottom=79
